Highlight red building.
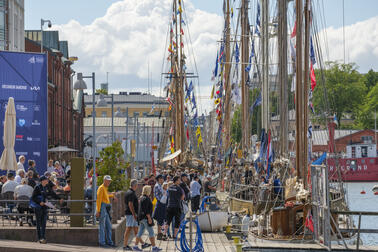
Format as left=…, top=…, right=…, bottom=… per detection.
left=24, top=31, right=84, bottom=157
left=312, top=129, right=378, bottom=154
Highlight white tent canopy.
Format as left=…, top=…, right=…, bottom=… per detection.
left=48, top=146, right=78, bottom=152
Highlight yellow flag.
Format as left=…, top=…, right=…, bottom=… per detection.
left=210, top=85, right=215, bottom=99
left=197, top=136, right=203, bottom=146
left=196, top=127, right=201, bottom=136
left=179, top=6, right=182, bottom=13
left=214, top=98, right=220, bottom=105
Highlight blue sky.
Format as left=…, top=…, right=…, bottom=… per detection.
left=25, top=0, right=378, bottom=30
left=24, top=0, right=378, bottom=114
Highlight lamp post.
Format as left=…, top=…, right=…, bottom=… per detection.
left=97, top=94, right=116, bottom=143
left=124, top=107, right=129, bottom=162
left=74, top=72, right=96, bottom=224
left=40, top=19, right=52, bottom=53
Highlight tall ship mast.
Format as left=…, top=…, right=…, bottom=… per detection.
left=159, top=0, right=206, bottom=167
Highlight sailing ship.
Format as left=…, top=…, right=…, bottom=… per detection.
left=208, top=0, right=355, bottom=248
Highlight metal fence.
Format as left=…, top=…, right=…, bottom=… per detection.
left=0, top=199, right=96, bottom=227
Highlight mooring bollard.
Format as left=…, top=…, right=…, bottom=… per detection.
left=232, top=236, right=240, bottom=244
left=236, top=243, right=243, bottom=252
left=225, top=224, right=232, bottom=233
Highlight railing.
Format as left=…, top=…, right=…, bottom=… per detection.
left=331, top=210, right=378, bottom=251
left=229, top=182, right=284, bottom=205
left=0, top=199, right=96, bottom=227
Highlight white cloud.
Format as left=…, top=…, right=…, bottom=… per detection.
left=53, top=0, right=222, bottom=92
left=319, top=16, right=378, bottom=72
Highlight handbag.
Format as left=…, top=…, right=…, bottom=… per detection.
left=160, top=194, right=167, bottom=204
left=182, top=201, right=189, bottom=215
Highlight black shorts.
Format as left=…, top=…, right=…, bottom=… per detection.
left=166, top=207, right=181, bottom=229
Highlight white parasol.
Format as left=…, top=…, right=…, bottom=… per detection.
left=161, top=149, right=182, bottom=162
left=0, top=97, right=17, bottom=171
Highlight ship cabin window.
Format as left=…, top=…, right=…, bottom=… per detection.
left=351, top=147, right=356, bottom=158
left=361, top=146, right=368, bottom=158
left=370, top=159, right=375, bottom=164
left=346, top=160, right=350, bottom=165
left=361, top=159, right=365, bottom=164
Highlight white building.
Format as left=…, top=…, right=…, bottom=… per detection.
left=83, top=117, right=164, bottom=162
left=0, top=0, right=24, bottom=51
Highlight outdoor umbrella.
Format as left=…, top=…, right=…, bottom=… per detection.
left=0, top=97, right=17, bottom=171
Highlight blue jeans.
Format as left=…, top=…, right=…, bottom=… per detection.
left=35, top=207, right=48, bottom=240
left=98, top=203, right=113, bottom=246
left=137, top=219, right=155, bottom=238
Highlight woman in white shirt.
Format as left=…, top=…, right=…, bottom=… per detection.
left=14, top=178, right=34, bottom=198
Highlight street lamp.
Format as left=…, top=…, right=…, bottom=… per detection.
left=40, top=19, right=52, bottom=53
left=97, top=94, right=116, bottom=142
left=114, top=107, right=123, bottom=117
left=74, top=72, right=96, bottom=224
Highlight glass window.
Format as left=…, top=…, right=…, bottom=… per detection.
left=351, top=147, right=356, bottom=158
left=361, top=146, right=368, bottom=158
left=101, top=111, right=107, bottom=117
left=361, top=159, right=365, bottom=164
left=370, top=159, right=375, bottom=164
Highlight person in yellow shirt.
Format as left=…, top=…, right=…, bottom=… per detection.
left=96, top=175, right=117, bottom=248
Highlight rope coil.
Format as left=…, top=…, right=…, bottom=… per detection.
left=175, top=218, right=204, bottom=252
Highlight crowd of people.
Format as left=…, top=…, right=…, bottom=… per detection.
left=0, top=155, right=71, bottom=244
left=119, top=167, right=216, bottom=251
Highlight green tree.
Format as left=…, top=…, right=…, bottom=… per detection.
left=96, top=88, right=108, bottom=95
left=313, top=62, right=366, bottom=127
left=97, top=141, right=129, bottom=192
left=364, top=69, right=378, bottom=91
left=231, top=106, right=242, bottom=143
left=356, top=83, right=378, bottom=129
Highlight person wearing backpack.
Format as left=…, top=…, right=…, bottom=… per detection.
left=133, top=185, right=162, bottom=252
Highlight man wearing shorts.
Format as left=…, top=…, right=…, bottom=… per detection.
left=123, top=180, right=151, bottom=250
left=165, top=176, right=184, bottom=239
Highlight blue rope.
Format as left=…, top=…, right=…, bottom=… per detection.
left=199, top=196, right=211, bottom=213
left=175, top=218, right=204, bottom=252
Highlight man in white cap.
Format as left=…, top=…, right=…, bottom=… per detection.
left=96, top=175, right=117, bottom=248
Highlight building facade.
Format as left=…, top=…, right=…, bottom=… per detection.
left=0, top=0, right=24, bottom=51
left=84, top=93, right=169, bottom=119
left=83, top=117, right=164, bottom=162
left=25, top=30, right=85, bottom=156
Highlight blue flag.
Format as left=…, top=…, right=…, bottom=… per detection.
left=250, top=92, right=262, bottom=112
left=235, top=42, right=240, bottom=63
left=310, top=36, right=316, bottom=65
left=255, top=2, right=261, bottom=36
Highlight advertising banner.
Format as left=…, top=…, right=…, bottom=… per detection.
left=0, top=51, right=47, bottom=175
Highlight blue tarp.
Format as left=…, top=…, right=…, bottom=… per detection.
left=312, top=152, right=327, bottom=165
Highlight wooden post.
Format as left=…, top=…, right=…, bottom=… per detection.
left=357, top=213, right=362, bottom=251
left=278, top=0, right=288, bottom=157
left=223, top=0, right=232, bottom=152
left=303, top=0, right=310, bottom=187
left=295, top=0, right=303, bottom=179
left=241, top=0, right=250, bottom=151
left=70, top=157, right=85, bottom=227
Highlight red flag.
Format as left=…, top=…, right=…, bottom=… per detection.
left=291, top=22, right=296, bottom=38
left=310, top=63, right=317, bottom=91
left=305, top=211, right=314, bottom=232
left=186, top=128, right=189, bottom=140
